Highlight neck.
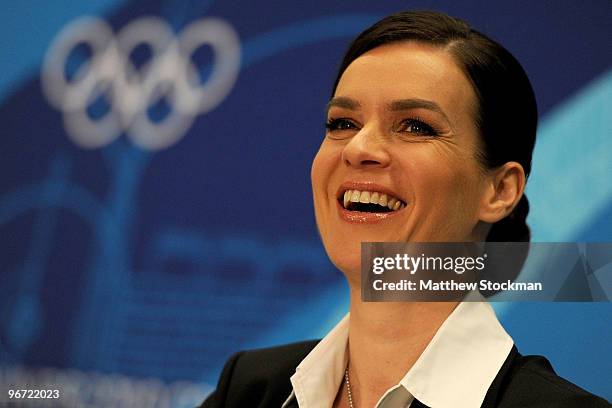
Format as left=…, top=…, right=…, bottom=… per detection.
left=345, top=286, right=458, bottom=406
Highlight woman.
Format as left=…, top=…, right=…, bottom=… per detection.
left=201, top=11, right=608, bottom=407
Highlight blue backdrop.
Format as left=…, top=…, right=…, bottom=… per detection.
left=1, top=0, right=610, bottom=406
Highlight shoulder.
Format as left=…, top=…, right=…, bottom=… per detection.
left=200, top=340, right=319, bottom=408
left=489, top=347, right=610, bottom=408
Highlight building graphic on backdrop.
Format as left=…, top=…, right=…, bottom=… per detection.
left=1, top=13, right=347, bottom=405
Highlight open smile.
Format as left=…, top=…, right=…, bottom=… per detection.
left=335, top=182, right=408, bottom=223
left=339, top=189, right=406, bottom=212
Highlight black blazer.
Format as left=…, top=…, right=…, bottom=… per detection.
left=200, top=340, right=609, bottom=407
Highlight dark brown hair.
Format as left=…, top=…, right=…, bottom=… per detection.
left=332, top=10, right=537, bottom=242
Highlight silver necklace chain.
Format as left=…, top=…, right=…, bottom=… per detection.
left=344, top=367, right=354, bottom=408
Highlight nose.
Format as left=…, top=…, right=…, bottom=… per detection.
left=341, top=125, right=391, bottom=169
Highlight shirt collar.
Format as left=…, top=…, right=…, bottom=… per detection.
left=289, top=292, right=513, bottom=408
left=290, top=314, right=349, bottom=408
left=400, top=292, right=514, bottom=407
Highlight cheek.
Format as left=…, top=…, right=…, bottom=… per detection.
left=407, top=152, right=483, bottom=217
left=311, top=140, right=340, bottom=193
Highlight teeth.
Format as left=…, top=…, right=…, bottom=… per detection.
left=359, top=191, right=370, bottom=203
left=379, top=194, right=388, bottom=207
left=341, top=189, right=405, bottom=211
left=370, top=192, right=380, bottom=204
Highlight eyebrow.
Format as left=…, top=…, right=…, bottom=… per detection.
left=388, top=98, right=449, bottom=120
left=326, top=96, right=361, bottom=113
left=326, top=96, right=451, bottom=124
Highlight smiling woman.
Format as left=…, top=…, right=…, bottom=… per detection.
left=200, top=10, right=608, bottom=408
left=314, top=41, right=497, bottom=277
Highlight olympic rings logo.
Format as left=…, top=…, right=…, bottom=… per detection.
left=42, top=16, right=241, bottom=150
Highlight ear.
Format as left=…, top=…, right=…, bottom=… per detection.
left=478, top=162, right=526, bottom=223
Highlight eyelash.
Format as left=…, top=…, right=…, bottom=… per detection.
left=325, top=117, right=439, bottom=137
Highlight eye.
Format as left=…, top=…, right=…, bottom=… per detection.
left=398, top=118, right=438, bottom=136
left=325, top=118, right=358, bottom=132
left=325, top=118, right=359, bottom=139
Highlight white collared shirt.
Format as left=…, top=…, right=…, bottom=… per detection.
left=283, top=293, right=514, bottom=408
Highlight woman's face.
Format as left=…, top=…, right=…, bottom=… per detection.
left=311, top=41, right=491, bottom=276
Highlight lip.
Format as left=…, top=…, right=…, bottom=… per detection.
left=335, top=181, right=407, bottom=224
